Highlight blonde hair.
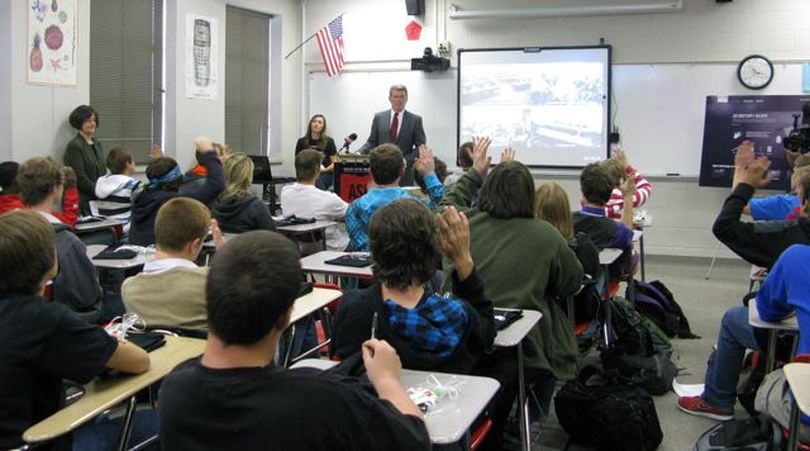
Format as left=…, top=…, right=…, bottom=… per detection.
left=534, top=182, right=574, bottom=239
left=219, top=152, right=254, bottom=202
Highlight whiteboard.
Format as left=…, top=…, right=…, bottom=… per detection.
left=308, top=63, right=805, bottom=176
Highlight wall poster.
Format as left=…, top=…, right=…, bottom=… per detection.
left=185, top=13, right=218, bottom=100
left=28, top=0, right=78, bottom=86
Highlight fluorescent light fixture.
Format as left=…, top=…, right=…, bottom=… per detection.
left=448, top=0, right=683, bottom=20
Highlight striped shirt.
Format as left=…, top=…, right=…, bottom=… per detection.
left=605, top=165, right=652, bottom=220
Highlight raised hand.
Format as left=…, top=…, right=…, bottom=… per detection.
left=414, top=144, right=435, bottom=176
left=194, top=136, right=214, bottom=153
left=734, top=141, right=755, bottom=169
left=500, top=147, right=516, bottom=164
left=150, top=144, right=164, bottom=159
left=471, top=137, right=492, bottom=176
left=743, top=156, right=772, bottom=189
left=436, top=206, right=473, bottom=279
left=620, top=175, right=636, bottom=197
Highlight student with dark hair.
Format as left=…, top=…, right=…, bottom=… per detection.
left=210, top=152, right=276, bottom=233
left=444, top=141, right=474, bottom=188
left=129, top=136, right=224, bottom=246
left=281, top=149, right=349, bottom=251
left=440, top=138, right=583, bottom=449
left=0, top=210, right=151, bottom=450
left=0, top=160, right=79, bottom=227
left=64, top=104, right=105, bottom=215
left=16, top=157, right=106, bottom=322
left=346, top=143, right=443, bottom=251
left=713, top=141, right=810, bottom=269
left=158, top=231, right=430, bottom=450
left=94, top=148, right=140, bottom=230
left=333, top=199, right=496, bottom=373
left=123, top=198, right=222, bottom=334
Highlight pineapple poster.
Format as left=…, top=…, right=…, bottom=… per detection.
left=28, top=0, right=78, bottom=86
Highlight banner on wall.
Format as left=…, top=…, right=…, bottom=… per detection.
left=27, top=0, right=78, bottom=86
left=699, top=95, right=810, bottom=190
left=185, top=14, right=218, bottom=100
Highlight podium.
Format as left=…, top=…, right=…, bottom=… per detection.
left=334, top=155, right=371, bottom=203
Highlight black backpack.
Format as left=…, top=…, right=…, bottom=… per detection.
left=555, top=366, right=664, bottom=451
left=602, top=297, right=678, bottom=395
left=628, top=279, right=700, bottom=339
left=693, top=415, right=783, bottom=451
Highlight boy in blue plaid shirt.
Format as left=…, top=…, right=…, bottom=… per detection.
left=346, top=144, right=443, bottom=251
left=334, top=198, right=496, bottom=374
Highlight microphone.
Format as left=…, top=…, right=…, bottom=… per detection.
left=340, top=133, right=358, bottom=153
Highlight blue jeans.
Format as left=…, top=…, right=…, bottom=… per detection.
left=72, top=410, right=159, bottom=450
left=703, top=306, right=760, bottom=409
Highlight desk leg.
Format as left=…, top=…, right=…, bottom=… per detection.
left=282, top=324, right=297, bottom=367
left=517, top=343, right=530, bottom=451
left=603, top=298, right=612, bottom=348
left=787, top=400, right=800, bottom=451
left=639, top=233, right=646, bottom=282
left=117, top=395, right=137, bottom=451
left=766, top=330, right=777, bottom=374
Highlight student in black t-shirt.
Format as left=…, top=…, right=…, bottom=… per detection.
left=0, top=210, right=151, bottom=450
left=158, top=230, right=430, bottom=451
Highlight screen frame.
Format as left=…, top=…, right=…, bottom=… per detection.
left=456, top=45, right=613, bottom=170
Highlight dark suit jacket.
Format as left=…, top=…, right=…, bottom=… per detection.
left=359, top=109, right=426, bottom=158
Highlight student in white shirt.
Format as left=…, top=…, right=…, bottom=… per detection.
left=281, top=149, right=349, bottom=251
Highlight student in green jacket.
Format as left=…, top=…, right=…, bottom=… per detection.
left=63, top=105, right=106, bottom=215
left=441, top=137, right=583, bottom=450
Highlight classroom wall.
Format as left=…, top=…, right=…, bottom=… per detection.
left=302, top=0, right=810, bottom=258
left=0, top=0, right=91, bottom=164
left=0, top=0, right=302, bottom=175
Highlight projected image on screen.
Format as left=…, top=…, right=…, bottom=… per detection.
left=458, top=47, right=610, bottom=168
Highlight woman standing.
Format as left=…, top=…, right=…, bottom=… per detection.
left=295, top=114, right=337, bottom=190
left=63, top=105, right=105, bottom=215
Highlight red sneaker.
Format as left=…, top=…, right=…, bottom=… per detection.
left=678, top=396, right=733, bottom=421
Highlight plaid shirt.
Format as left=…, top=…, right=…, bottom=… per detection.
left=346, top=173, right=443, bottom=251
left=384, top=294, right=469, bottom=360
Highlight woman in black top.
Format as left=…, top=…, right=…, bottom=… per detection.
left=63, top=105, right=106, bottom=215
left=295, top=114, right=337, bottom=190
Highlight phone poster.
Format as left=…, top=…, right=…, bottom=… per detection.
left=185, top=14, right=218, bottom=100
left=700, top=95, right=810, bottom=189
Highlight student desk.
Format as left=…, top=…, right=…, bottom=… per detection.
left=493, top=309, right=542, bottom=451
left=277, top=220, right=337, bottom=252
left=75, top=217, right=127, bottom=234
left=86, top=244, right=154, bottom=270
left=282, top=287, right=343, bottom=366
left=299, top=250, right=374, bottom=283
left=24, top=336, right=206, bottom=451
left=290, top=360, right=500, bottom=445
left=632, top=229, right=645, bottom=281
left=748, top=299, right=800, bottom=373
left=784, top=363, right=810, bottom=450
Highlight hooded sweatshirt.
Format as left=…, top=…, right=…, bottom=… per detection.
left=210, top=194, right=276, bottom=234
left=129, top=152, right=224, bottom=246
left=94, top=174, right=141, bottom=231
left=332, top=269, right=496, bottom=374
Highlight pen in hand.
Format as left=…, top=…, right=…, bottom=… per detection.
left=371, top=311, right=378, bottom=340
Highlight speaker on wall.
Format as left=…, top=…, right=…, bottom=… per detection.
left=406, top=0, right=424, bottom=16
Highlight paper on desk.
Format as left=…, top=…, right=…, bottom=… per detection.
left=672, top=379, right=704, bottom=397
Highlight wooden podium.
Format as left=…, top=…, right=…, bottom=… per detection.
left=334, top=154, right=371, bottom=203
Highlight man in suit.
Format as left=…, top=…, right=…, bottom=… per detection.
left=360, top=84, right=427, bottom=186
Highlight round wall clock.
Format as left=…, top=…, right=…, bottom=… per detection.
left=737, top=55, right=774, bottom=90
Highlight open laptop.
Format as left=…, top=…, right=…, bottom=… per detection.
left=248, top=155, right=273, bottom=184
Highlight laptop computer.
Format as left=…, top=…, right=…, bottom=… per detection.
left=248, top=155, right=273, bottom=184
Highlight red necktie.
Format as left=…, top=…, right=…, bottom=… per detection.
left=390, top=112, right=399, bottom=143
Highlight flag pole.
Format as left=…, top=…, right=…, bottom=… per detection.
left=284, top=13, right=344, bottom=60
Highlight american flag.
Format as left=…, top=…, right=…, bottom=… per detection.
left=316, top=16, right=345, bottom=77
